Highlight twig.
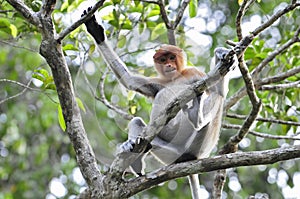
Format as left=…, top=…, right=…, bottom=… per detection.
left=225, top=26, right=300, bottom=111
left=259, top=80, right=300, bottom=91
left=236, top=0, right=249, bottom=40
left=213, top=1, right=258, bottom=196
left=57, top=0, right=106, bottom=42
left=252, top=1, right=300, bottom=37
left=140, top=0, right=159, bottom=4
left=174, top=0, right=191, bottom=27
left=0, top=40, right=38, bottom=53
left=258, top=66, right=300, bottom=85
left=0, top=10, right=15, bottom=14
left=252, top=26, right=300, bottom=79
left=223, top=123, right=300, bottom=140
left=96, top=70, right=133, bottom=120
left=0, top=79, right=35, bottom=104
left=226, top=113, right=300, bottom=126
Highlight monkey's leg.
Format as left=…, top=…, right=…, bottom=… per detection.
left=117, top=117, right=151, bottom=175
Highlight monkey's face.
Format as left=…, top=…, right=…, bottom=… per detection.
left=154, top=53, right=180, bottom=79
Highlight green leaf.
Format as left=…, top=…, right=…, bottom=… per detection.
left=0, top=18, right=10, bottom=27
left=60, top=1, right=69, bottom=11
left=148, top=10, right=160, bottom=18
left=127, top=90, right=136, bottom=101
left=117, top=35, right=126, bottom=48
left=121, top=21, right=133, bottom=30
left=33, top=69, right=50, bottom=85
left=138, top=23, right=145, bottom=34
left=44, top=83, right=56, bottom=90
left=34, top=69, right=49, bottom=78
left=238, top=0, right=244, bottom=5
left=150, top=23, right=166, bottom=40
left=109, top=19, right=119, bottom=28
left=130, top=105, right=137, bottom=115
left=63, top=44, right=78, bottom=51
left=32, top=73, right=45, bottom=82
left=76, top=97, right=86, bottom=113
left=89, top=44, right=96, bottom=55
left=9, top=24, right=18, bottom=38
left=58, top=104, right=66, bottom=131
left=189, top=0, right=198, bottom=18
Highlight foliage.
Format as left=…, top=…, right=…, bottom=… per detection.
left=0, top=0, right=300, bottom=198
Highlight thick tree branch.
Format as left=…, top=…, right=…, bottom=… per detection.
left=123, top=145, right=300, bottom=197
left=7, top=0, right=103, bottom=197
left=6, top=0, right=40, bottom=27
left=40, top=0, right=56, bottom=17
left=81, top=145, right=300, bottom=198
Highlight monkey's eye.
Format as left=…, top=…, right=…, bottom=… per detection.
left=158, top=56, right=167, bottom=63
left=168, top=55, right=176, bottom=61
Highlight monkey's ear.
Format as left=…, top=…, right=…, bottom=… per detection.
left=82, top=8, right=105, bottom=44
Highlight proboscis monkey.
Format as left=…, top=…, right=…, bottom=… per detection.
left=82, top=8, right=236, bottom=199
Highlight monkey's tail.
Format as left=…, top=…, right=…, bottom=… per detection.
left=188, top=174, right=201, bottom=199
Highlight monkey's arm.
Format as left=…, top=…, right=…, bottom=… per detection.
left=184, top=47, right=235, bottom=130
left=82, top=9, right=163, bottom=98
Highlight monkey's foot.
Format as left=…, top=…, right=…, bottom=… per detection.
left=117, top=137, right=152, bottom=154
left=81, top=7, right=105, bottom=43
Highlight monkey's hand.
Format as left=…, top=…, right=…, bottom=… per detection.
left=81, top=7, right=105, bottom=44
left=214, top=47, right=236, bottom=76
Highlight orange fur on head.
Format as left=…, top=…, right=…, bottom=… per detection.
left=153, top=45, right=185, bottom=72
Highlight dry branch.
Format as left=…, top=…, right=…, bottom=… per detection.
left=124, top=145, right=300, bottom=197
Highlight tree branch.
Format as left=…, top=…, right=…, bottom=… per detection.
left=223, top=123, right=300, bottom=140
left=174, top=0, right=190, bottom=27
left=252, top=26, right=300, bottom=79
left=226, top=113, right=300, bottom=126
left=225, top=25, right=300, bottom=112
left=40, top=0, right=56, bottom=17
left=8, top=0, right=104, bottom=196
left=252, top=1, right=300, bottom=37
left=259, top=80, right=300, bottom=91
left=124, top=145, right=300, bottom=197
left=258, top=66, right=300, bottom=86
left=109, top=36, right=252, bottom=174
left=6, top=0, right=40, bottom=27
left=96, top=70, right=133, bottom=120
left=57, top=0, right=106, bottom=42
left=0, top=79, right=35, bottom=104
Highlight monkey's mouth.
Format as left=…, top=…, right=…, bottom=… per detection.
left=165, top=68, right=176, bottom=73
